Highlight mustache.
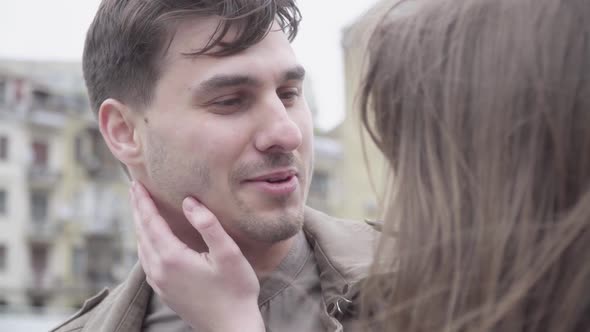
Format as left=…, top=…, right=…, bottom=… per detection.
left=232, top=153, right=304, bottom=181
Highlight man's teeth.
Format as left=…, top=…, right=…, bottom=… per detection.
left=267, top=176, right=289, bottom=183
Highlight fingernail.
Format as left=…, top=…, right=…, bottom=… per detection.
left=183, top=197, right=198, bottom=212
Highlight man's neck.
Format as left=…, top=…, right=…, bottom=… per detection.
left=239, top=236, right=296, bottom=279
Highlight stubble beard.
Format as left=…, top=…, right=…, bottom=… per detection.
left=232, top=201, right=305, bottom=244
left=146, top=133, right=308, bottom=244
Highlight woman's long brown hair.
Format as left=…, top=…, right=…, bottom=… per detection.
left=360, top=0, right=590, bottom=330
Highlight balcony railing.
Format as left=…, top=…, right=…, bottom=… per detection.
left=25, top=107, right=67, bottom=129
left=27, top=220, right=60, bottom=244
left=25, top=273, right=57, bottom=299
left=28, top=165, right=61, bottom=187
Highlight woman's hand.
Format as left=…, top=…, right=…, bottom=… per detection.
left=130, top=181, right=264, bottom=332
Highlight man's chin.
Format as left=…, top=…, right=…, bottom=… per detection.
left=237, top=207, right=305, bottom=244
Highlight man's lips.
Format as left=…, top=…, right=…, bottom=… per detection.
left=244, top=169, right=298, bottom=183
left=241, top=169, right=299, bottom=196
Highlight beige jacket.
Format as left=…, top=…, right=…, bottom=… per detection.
left=50, top=207, right=379, bottom=332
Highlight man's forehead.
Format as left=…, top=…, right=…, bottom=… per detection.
left=166, top=17, right=290, bottom=59
left=163, top=22, right=295, bottom=72
left=170, top=17, right=227, bottom=52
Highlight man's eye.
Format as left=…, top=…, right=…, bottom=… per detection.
left=279, top=89, right=301, bottom=104
left=207, top=94, right=250, bottom=114
left=214, top=97, right=243, bottom=107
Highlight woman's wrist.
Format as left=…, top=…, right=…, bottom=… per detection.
left=192, top=303, right=264, bottom=332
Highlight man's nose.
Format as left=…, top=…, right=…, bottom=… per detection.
left=254, top=96, right=303, bottom=154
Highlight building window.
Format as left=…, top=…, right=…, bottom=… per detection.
left=74, top=136, right=83, bottom=163
left=32, top=89, right=50, bottom=109
left=0, top=245, right=6, bottom=271
left=31, top=191, right=49, bottom=222
left=0, top=297, right=8, bottom=309
left=14, top=79, right=23, bottom=102
left=0, top=136, right=8, bottom=161
left=30, top=244, right=48, bottom=274
left=72, top=247, right=87, bottom=278
left=0, top=81, right=6, bottom=105
left=310, top=171, right=330, bottom=198
left=0, top=190, right=6, bottom=216
left=32, top=141, right=49, bottom=167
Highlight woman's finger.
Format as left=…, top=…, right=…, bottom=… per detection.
left=182, top=197, right=244, bottom=266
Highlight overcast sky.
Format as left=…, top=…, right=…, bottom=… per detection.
left=0, top=0, right=380, bottom=130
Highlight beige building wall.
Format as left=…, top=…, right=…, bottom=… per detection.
left=329, top=2, right=395, bottom=222
left=307, top=135, right=343, bottom=215
left=50, top=118, right=134, bottom=308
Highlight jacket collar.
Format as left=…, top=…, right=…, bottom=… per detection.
left=302, top=207, right=379, bottom=313
left=83, top=263, right=150, bottom=332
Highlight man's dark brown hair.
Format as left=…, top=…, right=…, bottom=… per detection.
left=83, top=0, right=301, bottom=113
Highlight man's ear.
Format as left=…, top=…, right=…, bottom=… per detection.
left=98, top=98, right=143, bottom=167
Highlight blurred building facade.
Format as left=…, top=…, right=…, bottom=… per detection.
left=302, top=77, right=345, bottom=216
left=307, top=135, right=343, bottom=215
left=0, top=63, right=135, bottom=311
left=329, top=2, right=395, bottom=222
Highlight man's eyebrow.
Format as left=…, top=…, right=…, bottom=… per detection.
left=284, top=65, right=306, bottom=81
left=198, top=75, right=261, bottom=93
left=195, top=65, right=306, bottom=94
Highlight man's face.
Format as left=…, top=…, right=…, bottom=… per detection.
left=137, top=18, right=313, bottom=245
